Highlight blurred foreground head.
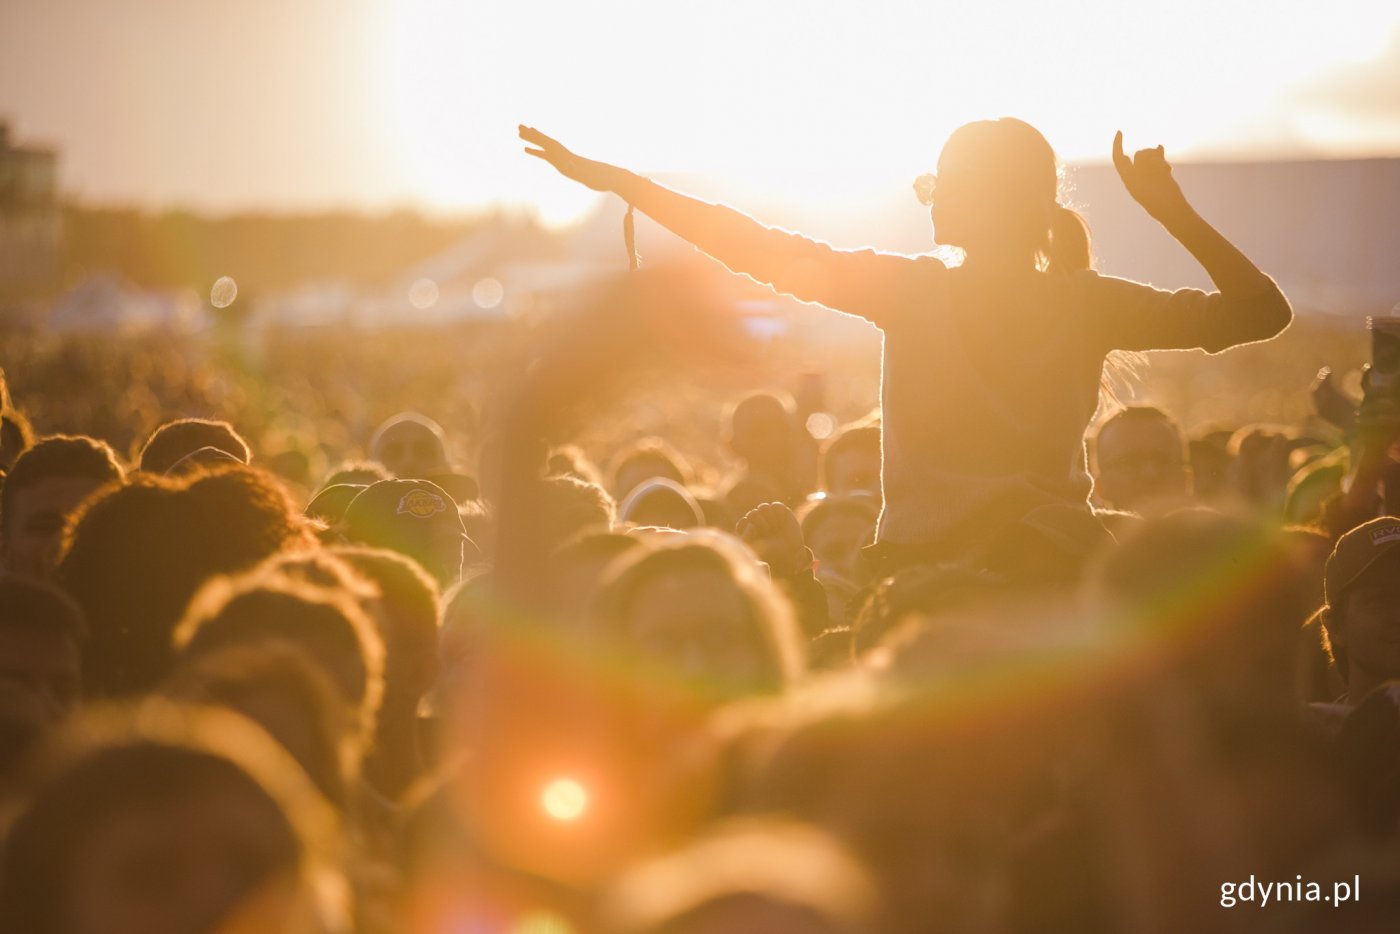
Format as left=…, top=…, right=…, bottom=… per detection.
left=56, top=466, right=314, bottom=697
left=0, top=700, right=346, bottom=934
left=591, top=534, right=804, bottom=697
left=173, top=570, right=386, bottom=767
left=602, top=818, right=879, bottom=934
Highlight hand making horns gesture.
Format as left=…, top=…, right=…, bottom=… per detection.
left=1113, top=131, right=1190, bottom=223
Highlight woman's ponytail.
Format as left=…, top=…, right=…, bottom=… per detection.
left=1045, top=205, right=1092, bottom=274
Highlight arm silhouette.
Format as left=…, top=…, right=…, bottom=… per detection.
left=1111, top=131, right=1292, bottom=343
left=520, top=125, right=936, bottom=327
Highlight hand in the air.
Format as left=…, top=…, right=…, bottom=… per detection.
left=519, top=125, right=625, bottom=193
left=737, top=501, right=808, bottom=578
left=1113, top=131, right=1190, bottom=223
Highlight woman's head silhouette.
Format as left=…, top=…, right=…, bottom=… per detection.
left=917, top=118, right=1089, bottom=273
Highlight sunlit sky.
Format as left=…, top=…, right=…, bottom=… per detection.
left=2, top=0, right=1399, bottom=224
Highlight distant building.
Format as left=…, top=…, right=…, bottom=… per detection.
left=0, top=123, right=62, bottom=291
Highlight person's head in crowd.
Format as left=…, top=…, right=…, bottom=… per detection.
left=0, top=700, right=346, bottom=934
left=548, top=444, right=605, bottom=488
left=601, top=818, right=879, bottom=934
left=1092, top=509, right=1304, bottom=727
left=620, top=478, right=704, bottom=531
left=162, top=643, right=353, bottom=810
left=341, top=479, right=472, bottom=588
left=173, top=572, right=386, bottom=760
left=547, top=531, right=649, bottom=625
left=56, top=466, right=315, bottom=697
left=821, top=425, right=881, bottom=499
left=590, top=534, right=803, bottom=696
left=369, top=412, right=450, bottom=479
left=321, top=460, right=392, bottom=489
left=137, top=418, right=251, bottom=475
left=799, top=495, right=879, bottom=589
left=727, top=390, right=818, bottom=505
left=0, top=436, right=125, bottom=579
left=1188, top=428, right=1235, bottom=503
left=304, top=483, right=366, bottom=528
left=1315, top=517, right=1400, bottom=705
left=328, top=546, right=441, bottom=798
left=1227, top=423, right=1298, bottom=508
left=917, top=117, right=1090, bottom=271
left=535, top=474, right=617, bottom=550
left=609, top=438, right=692, bottom=501
left=262, top=447, right=315, bottom=491
left=726, top=392, right=798, bottom=473
left=0, top=576, right=84, bottom=738
left=1087, top=406, right=1191, bottom=514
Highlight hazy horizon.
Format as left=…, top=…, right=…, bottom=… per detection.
left=5, top=0, right=1400, bottom=225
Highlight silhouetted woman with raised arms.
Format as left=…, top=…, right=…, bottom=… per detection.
left=519, top=120, right=1292, bottom=570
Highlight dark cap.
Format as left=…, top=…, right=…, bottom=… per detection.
left=341, top=479, right=470, bottom=585
left=1325, top=516, right=1400, bottom=607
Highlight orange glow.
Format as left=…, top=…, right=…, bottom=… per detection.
left=539, top=778, right=588, bottom=822
left=1, top=2, right=1396, bottom=218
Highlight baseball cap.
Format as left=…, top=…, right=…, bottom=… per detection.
left=342, top=479, right=471, bottom=585
left=1324, top=516, right=1400, bottom=608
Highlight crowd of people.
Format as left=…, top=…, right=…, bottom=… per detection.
left=2, top=116, right=1400, bottom=933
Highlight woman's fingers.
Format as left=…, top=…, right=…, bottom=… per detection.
left=1112, top=131, right=1132, bottom=176
left=1115, top=132, right=1172, bottom=190
left=518, top=125, right=566, bottom=155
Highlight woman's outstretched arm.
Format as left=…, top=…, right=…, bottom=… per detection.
left=520, top=125, right=936, bottom=327
left=1110, top=131, right=1292, bottom=345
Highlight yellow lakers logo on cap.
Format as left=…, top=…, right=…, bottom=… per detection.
left=397, top=490, right=447, bottom=518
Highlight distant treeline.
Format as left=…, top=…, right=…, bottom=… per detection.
left=55, top=205, right=535, bottom=296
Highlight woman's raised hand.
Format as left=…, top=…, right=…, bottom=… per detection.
left=1113, top=131, right=1190, bottom=223
left=519, top=125, right=626, bottom=193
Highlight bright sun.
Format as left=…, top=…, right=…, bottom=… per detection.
left=377, top=0, right=1399, bottom=224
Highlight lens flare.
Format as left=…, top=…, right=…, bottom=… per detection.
left=540, top=777, right=588, bottom=822
left=210, top=276, right=238, bottom=309
left=408, top=277, right=439, bottom=309
left=473, top=277, right=504, bottom=310
left=806, top=412, right=836, bottom=440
